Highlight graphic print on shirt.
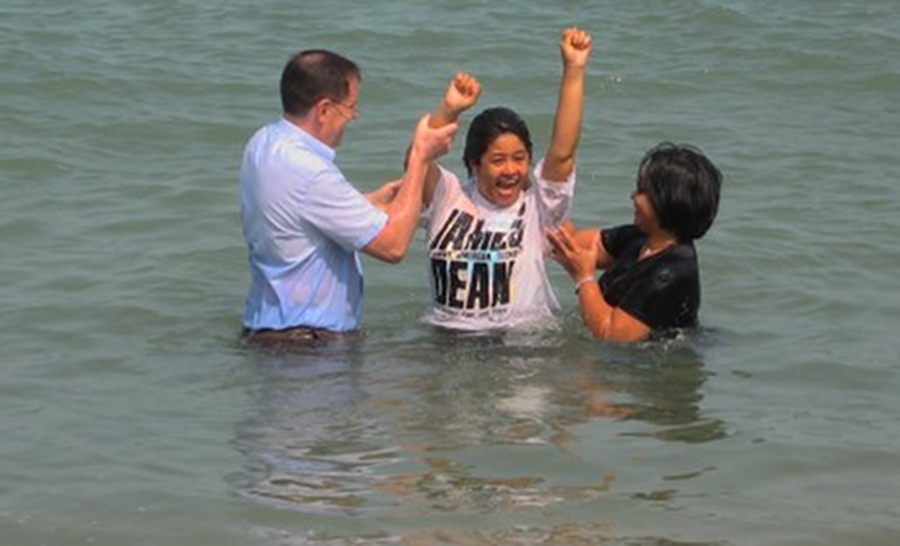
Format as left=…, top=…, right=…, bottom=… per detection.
left=428, top=202, right=526, bottom=317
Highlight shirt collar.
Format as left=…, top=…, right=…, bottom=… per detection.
left=276, top=116, right=336, bottom=161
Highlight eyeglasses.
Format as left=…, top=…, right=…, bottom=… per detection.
left=330, top=98, right=359, bottom=119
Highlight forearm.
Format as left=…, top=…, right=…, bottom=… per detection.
left=403, top=103, right=457, bottom=167
left=366, top=114, right=457, bottom=263
left=403, top=106, right=452, bottom=206
left=575, top=280, right=612, bottom=338
left=576, top=282, right=652, bottom=342
left=543, top=66, right=586, bottom=181
left=379, top=153, right=429, bottom=257
left=387, top=156, right=428, bottom=223
left=429, top=101, right=464, bottom=129
left=420, top=103, right=462, bottom=204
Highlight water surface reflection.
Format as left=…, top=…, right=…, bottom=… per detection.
left=231, top=330, right=726, bottom=544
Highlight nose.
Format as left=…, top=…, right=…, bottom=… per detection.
left=500, top=159, right=518, bottom=177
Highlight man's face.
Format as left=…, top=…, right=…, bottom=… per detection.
left=322, top=76, right=359, bottom=148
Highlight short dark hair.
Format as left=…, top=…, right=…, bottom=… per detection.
left=280, top=49, right=360, bottom=116
left=636, top=142, right=722, bottom=242
left=462, top=107, right=533, bottom=176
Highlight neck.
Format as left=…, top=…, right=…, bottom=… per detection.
left=283, top=112, right=330, bottom=145
left=283, top=111, right=308, bottom=128
left=640, top=231, right=678, bottom=258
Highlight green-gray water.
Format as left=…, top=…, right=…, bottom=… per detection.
left=2, top=1, right=899, bottom=544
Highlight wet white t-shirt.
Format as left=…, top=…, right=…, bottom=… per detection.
left=420, top=160, right=575, bottom=331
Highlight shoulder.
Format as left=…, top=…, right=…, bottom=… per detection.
left=435, top=164, right=463, bottom=187
left=432, top=165, right=467, bottom=202
left=651, top=244, right=699, bottom=286
left=531, top=158, right=576, bottom=187
left=661, top=243, right=698, bottom=271
left=605, top=224, right=643, bottom=241
left=530, top=159, right=576, bottom=202
left=253, top=120, right=335, bottom=175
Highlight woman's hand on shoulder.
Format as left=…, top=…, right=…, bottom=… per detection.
left=550, top=222, right=613, bottom=271
left=547, top=224, right=599, bottom=280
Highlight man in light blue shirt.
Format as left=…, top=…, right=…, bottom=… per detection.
left=239, top=49, right=457, bottom=343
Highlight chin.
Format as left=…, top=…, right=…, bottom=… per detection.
left=493, top=195, right=519, bottom=208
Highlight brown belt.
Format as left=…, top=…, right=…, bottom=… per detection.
left=241, top=325, right=357, bottom=347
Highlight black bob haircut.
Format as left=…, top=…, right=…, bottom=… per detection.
left=462, top=107, right=534, bottom=176
left=636, top=142, right=722, bottom=242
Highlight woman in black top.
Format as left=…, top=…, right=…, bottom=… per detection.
left=547, top=142, right=722, bottom=342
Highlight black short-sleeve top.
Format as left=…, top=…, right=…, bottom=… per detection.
left=599, top=224, right=700, bottom=332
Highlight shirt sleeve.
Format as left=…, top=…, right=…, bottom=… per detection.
left=303, top=165, right=388, bottom=251
left=601, top=225, right=642, bottom=260
left=419, top=165, right=454, bottom=230
left=531, top=158, right=575, bottom=228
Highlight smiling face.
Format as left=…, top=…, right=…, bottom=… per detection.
left=470, top=132, right=531, bottom=208
left=631, top=184, right=661, bottom=235
left=462, top=107, right=534, bottom=209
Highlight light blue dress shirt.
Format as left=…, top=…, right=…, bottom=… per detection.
left=239, top=118, right=387, bottom=332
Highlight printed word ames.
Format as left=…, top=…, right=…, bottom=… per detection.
left=430, top=209, right=524, bottom=252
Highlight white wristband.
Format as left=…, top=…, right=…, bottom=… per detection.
left=574, top=276, right=595, bottom=294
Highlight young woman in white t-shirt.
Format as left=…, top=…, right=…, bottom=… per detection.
left=417, top=27, right=593, bottom=331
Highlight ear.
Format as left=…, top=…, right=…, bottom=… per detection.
left=311, top=98, right=331, bottom=122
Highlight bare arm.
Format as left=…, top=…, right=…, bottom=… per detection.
left=421, top=72, right=481, bottom=207
left=560, top=221, right=613, bottom=270
left=547, top=226, right=651, bottom=342
left=362, top=114, right=458, bottom=263
left=572, top=277, right=652, bottom=342
left=541, top=27, right=593, bottom=183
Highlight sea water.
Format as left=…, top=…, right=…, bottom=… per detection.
left=2, top=1, right=899, bottom=544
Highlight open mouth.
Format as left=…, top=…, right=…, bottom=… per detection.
left=494, top=178, right=520, bottom=199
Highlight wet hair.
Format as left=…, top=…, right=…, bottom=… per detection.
left=636, top=142, right=722, bottom=242
left=462, top=107, right=533, bottom=176
left=280, top=49, right=360, bottom=116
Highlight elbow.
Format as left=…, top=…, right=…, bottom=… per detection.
left=587, top=321, right=608, bottom=340
left=583, top=309, right=650, bottom=343
left=380, top=240, right=410, bottom=264
left=382, top=250, right=405, bottom=264
left=542, top=155, right=575, bottom=181
left=590, top=321, right=651, bottom=344
left=550, top=151, right=576, bottom=165
left=363, top=238, right=410, bottom=264
left=591, top=330, right=648, bottom=343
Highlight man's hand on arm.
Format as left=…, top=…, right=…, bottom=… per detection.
left=363, top=115, right=458, bottom=263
